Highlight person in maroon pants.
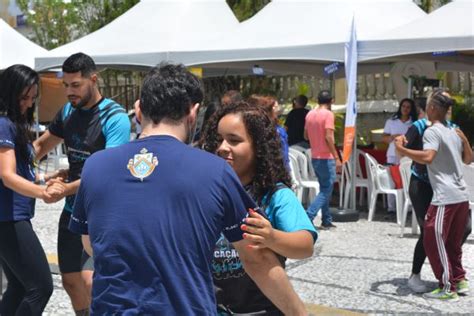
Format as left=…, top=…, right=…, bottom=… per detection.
left=395, top=89, right=472, bottom=301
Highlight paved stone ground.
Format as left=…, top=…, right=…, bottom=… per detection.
left=2, top=200, right=473, bottom=315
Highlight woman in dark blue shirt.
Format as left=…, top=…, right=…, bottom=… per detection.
left=0, top=64, right=64, bottom=315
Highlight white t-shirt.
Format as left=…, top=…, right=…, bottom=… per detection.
left=383, top=117, right=413, bottom=164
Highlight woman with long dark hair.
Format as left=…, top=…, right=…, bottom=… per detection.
left=0, top=64, right=64, bottom=315
left=382, top=98, right=417, bottom=214
left=201, top=102, right=317, bottom=315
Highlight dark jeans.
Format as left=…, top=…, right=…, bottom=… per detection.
left=0, top=221, right=53, bottom=316
left=409, top=175, right=472, bottom=275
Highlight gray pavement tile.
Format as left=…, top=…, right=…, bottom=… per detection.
left=6, top=200, right=470, bottom=314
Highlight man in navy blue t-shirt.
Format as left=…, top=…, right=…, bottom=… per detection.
left=69, top=64, right=307, bottom=315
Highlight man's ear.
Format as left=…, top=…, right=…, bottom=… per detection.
left=90, top=73, right=98, bottom=84
left=189, top=103, right=200, bottom=122
left=134, top=100, right=142, bottom=123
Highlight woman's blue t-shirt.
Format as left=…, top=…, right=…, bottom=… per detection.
left=0, top=117, right=36, bottom=221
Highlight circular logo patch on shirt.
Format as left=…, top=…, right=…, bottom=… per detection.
left=127, top=148, right=158, bottom=181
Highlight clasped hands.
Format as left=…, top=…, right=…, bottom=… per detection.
left=41, top=169, right=69, bottom=204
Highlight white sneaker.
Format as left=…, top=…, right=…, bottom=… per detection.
left=408, top=274, right=428, bottom=293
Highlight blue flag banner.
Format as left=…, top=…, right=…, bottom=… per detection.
left=324, top=62, right=340, bottom=76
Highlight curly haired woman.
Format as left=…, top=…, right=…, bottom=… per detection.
left=201, top=102, right=317, bottom=315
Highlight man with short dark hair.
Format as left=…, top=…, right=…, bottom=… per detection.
left=285, top=95, right=309, bottom=146
left=33, top=52, right=131, bottom=314
left=69, top=63, right=307, bottom=315
left=396, top=89, right=472, bottom=301
left=304, top=90, right=341, bottom=229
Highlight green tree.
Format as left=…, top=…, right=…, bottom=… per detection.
left=226, top=0, right=271, bottom=22
left=417, top=0, right=451, bottom=13
left=17, top=0, right=139, bottom=49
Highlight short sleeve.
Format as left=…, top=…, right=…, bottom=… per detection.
left=103, top=112, right=131, bottom=148
left=220, top=164, right=257, bottom=243
left=268, top=188, right=318, bottom=242
left=324, top=111, right=335, bottom=130
left=69, top=163, right=89, bottom=235
left=0, top=119, right=16, bottom=149
left=423, top=128, right=440, bottom=152
left=383, top=119, right=392, bottom=135
left=48, top=106, right=66, bottom=138
left=404, top=125, right=419, bottom=150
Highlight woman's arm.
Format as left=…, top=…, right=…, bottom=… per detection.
left=0, top=148, right=64, bottom=201
left=242, top=210, right=314, bottom=259
left=456, top=129, right=473, bottom=164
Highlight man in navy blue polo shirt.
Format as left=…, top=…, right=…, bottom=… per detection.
left=69, top=63, right=307, bottom=315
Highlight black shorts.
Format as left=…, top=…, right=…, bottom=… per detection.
left=57, top=210, right=94, bottom=273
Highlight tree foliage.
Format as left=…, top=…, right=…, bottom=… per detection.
left=17, top=0, right=139, bottom=49
left=417, top=0, right=451, bottom=13
left=226, top=0, right=271, bottom=22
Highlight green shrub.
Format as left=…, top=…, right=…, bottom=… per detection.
left=452, top=100, right=474, bottom=145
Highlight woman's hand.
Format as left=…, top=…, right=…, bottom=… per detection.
left=241, top=209, right=276, bottom=250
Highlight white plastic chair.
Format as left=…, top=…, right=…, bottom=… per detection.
left=355, top=149, right=371, bottom=205
left=43, top=143, right=68, bottom=173
left=288, top=154, right=304, bottom=202
left=288, top=152, right=320, bottom=206
left=303, top=148, right=317, bottom=180
left=341, top=159, right=371, bottom=209
left=399, top=158, right=418, bottom=237
left=364, top=153, right=404, bottom=224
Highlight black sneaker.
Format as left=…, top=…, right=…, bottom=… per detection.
left=320, top=223, right=337, bottom=230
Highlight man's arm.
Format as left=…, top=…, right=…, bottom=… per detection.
left=233, top=239, right=307, bottom=316
left=303, top=128, right=308, bottom=141
left=456, top=129, right=473, bottom=164
left=82, top=235, right=93, bottom=257
left=33, top=131, right=63, bottom=160
left=325, top=128, right=342, bottom=170
left=395, top=136, right=437, bottom=164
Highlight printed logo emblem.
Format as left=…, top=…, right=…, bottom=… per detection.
left=127, top=148, right=158, bottom=181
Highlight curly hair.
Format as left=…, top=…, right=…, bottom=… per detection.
left=200, top=102, right=291, bottom=204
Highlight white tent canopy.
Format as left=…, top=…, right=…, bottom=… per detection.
left=0, top=19, right=47, bottom=69
left=168, top=0, right=426, bottom=75
left=35, top=0, right=239, bottom=71
left=35, top=0, right=426, bottom=75
left=359, top=0, right=474, bottom=70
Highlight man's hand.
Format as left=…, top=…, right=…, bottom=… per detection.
left=242, top=209, right=276, bottom=250
left=44, top=178, right=68, bottom=202
left=42, top=182, right=66, bottom=203
left=394, top=135, right=407, bottom=149
left=335, top=159, right=342, bottom=173
left=46, top=169, right=68, bottom=182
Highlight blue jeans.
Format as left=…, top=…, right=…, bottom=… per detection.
left=307, top=159, right=336, bottom=225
